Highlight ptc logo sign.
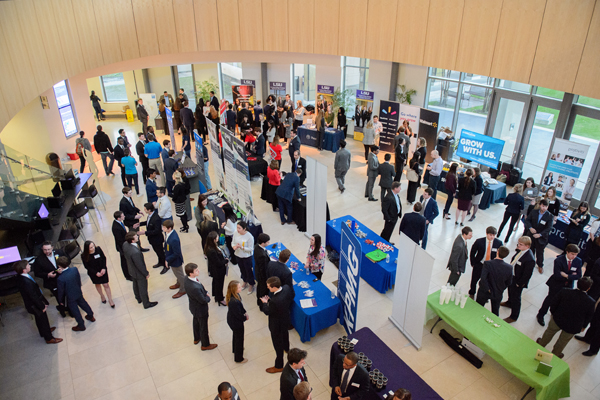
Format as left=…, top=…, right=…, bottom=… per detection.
left=338, top=222, right=362, bottom=333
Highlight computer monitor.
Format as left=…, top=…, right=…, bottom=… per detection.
left=38, top=203, right=49, bottom=219
left=0, top=246, right=21, bottom=267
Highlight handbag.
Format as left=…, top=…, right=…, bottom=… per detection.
left=407, top=169, right=419, bottom=182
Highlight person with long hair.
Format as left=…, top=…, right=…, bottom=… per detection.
left=200, top=209, right=219, bottom=251
left=194, top=194, right=218, bottom=238
left=177, top=167, right=192, bottom=223
left=443, top=163, right=458, bottom=219
left=293, top=100, right=305, bottom=132
left=521, top=177, right=539, bottom=221
left=362, top=120, right=376, bottom=161
left=232, top=221, right=255, bottom=294
left=284, top=106, right=293, bottom=143
left=497, top=184, right=525, bottom=242
left=455, top=169, right=476, bottom=226
left=81, top=240, right=114, bottom=307
left=402, top=119, right=413, bottom=137
left=221, top=204, right=238, bottom=265
left=315, top=109, right=325, bottom=151
left=205, top=231, right=228, bottom=306
left=414, top=137, right=427, bottom=172
left=271, top=135, right=283, bottom=163
left=226, top=280, right=248, bottom=363
left=194, top=98, right=208, bottom=142
left=172, top=171, right=189, bottom=233
left=90, top=90, right=105, bottom=121
left=305, top=234, right=326, bottom=280
left=406, top=159, right=421, bottom=204
left=266, top=159, right=281, bottom=211
left=467, top=167, right=483, bottom=221
left=565, top=202, right=591, bottom=250
left=337, top=107, right=347, bottom=138
left=544, top=186, right=560, bottom=219
left=266, top=120, right=277, bottom=143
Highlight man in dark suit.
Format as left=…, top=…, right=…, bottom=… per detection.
left=330, top=352, right=370, bottom=400
left=469, top=226, right=503, bottom=298
left=163, top=149, right=179, bottom=196
left=537, top=276, right=595, bottom=358
left=135, top=132, right=149, bottom=181
left=291, top=150, right=307, bottom=186
left=524, top=199, right=554, bottom=273
left=476, top=246, right=513, bottom=316
left=280, top=348, right=308, bottom=400
left=33, top=241, right=67, bottom=298
left=163, top=219, right=186, bottom=298
left=501, top=236, right=536, bottom=322
left=14, top=260, right=62, bottom=344
left=237, top=103, right=252, bottom=127
left=209, top=90, right=220, bottom=110
left=393, top=129, right=409, bottom=182
left=137, top=98, right=149, bottom=134
left=267, top=249, right=294, bottom=295
left=225, top=104, right=236, bottom=131
left=380, top=182, right=402, bottom=243
left=447, top=227, right=473, bottom=286
left=146, top=169, right=158, bottom=204
left=122, top=232, right=158, bottom=309
left=180, top=100, right=195, bottom=138
left=399, top=202, right=427, bottom=245
left=56, top=256, right=95, bottom=332
left=112, top=211, right=133, bottom=281
left=119, top=186, right=148, bottom=251
left=261, top=276, right=294, bottom=373
left=575, top=302, right=600, bottom=356
left=276, top=169, right=302, bottom=225
left=139, top=203, right=166, bottom=270
left=365, top=146, right=380, bottom=201
left=254, top=100, right=263, bottom=127
left=537, top=244, right=583, bottom=326
left=254, top=233, right=271, bottom=306
left=418, top=188, right=440, bottom=250
left=378, top=153, right=396, bottom=200
left=114, top=137, right=127, bottom=186
left=184, top=263, right=218, bottom=350
left=289, top=131, right=301, bottom=168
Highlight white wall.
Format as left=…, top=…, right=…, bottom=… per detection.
left=267, top=63, right=292, bottom=94
left=147, top=66, right=175, bottom=98
left=85, top=70, right=140, bottom=114
left=241, top=62, right=263, bottom=101
left=368, top=60, right=393, bottom=116
left=397, top=63, right=428, bottom=108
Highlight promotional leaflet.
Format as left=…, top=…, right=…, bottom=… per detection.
left=338, top=222, right=362, bottom=334
left=206, top=119, right=225, bottom=192
left=354, top=90, right=374, bottom=135
left=455, top=129, right=505, bottom=169
left=378, top=100, right=401, bottom=153
left=220, top=126, right=254, bottom=216
left=541, top=138, right=589, bottom=204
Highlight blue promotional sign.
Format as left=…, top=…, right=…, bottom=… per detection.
left=356, top=90, right=374, bottom=101
left=338, top=222, right=362, bottom=334
left=317, top=85, right=335, bottom=95
left=455, top=129, right=505, bottom=169
left=165, top=108, right=176, bottom=151
left=241, top=79, right=255, bottom=86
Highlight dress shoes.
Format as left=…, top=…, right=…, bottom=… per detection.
left=170, top=283, right=180, bottom=290
left=536, top=314, right=545, bottom=327
left=582, top=350, right=598, bottom=357
left=288, top=221, right=296, bottom=225
left=556, top=353, right=564, bottom=359
left=160, top=267, right=170, bottom=275
left=50, top=327, right=56, bottom=333
left=137, top=299, right=142, bottom=304
left=368, top=198, right=378, bottom=201
left=536, top=338, right=542, bottom=345
left=46, top=338, right=63, bottom=344
left=236, top=358, right=248, bottom=364
left=574, top=335, right=590, bottom=343
left=201, top=344, right=218, bottom=351
left=72, top=326, right=86, bottom=332
left=500, top=301, right=511, bottom=308
left=194, top=340, right=200, bottom=345
left=85, top=315, right=96, bottom=322
left=153, top=263, right=162, bottom=269
left=172, top=292, right=186, bottom=299
left=144, top=301, right=158, bottom=309
left=503, top=317, right=516, bottom=323
left=266, top=367, right=283, bottom=374
left=141, top=248, right=150, bottom=252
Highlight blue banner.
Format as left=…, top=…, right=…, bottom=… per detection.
left=455, top=129, right=505, bottom=169
left=338, top=222, right=362, bottom=334
left=356, top=90, right=374, bottom=101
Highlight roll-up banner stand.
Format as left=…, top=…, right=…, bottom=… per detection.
left=418, top=108, right=440, bottom=163
left=541, top=138, right=589, bottom=206
left=378, top=100, right=401, bottom=153
left=206, top=118, right=225, bottom=192
left=317, top=85, right=335, bottom=112
left=232, top=85, right=255, bottom=107
left=399, top=105, right=420, bottom=155
left=353, top=90, right=375, bottom=140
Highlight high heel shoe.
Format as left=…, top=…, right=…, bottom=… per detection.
left=110, top=303, right=115, bottom=308
left=101, top=299, right=107, bottom=304
left=218, top=300, right=227, bottom=306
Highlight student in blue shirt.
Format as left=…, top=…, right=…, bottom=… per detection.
left=121, top=149, right=141, bottom=195
left=146, top=168, right=158, bottom=204
left=144, top=133, right=164, bottom=187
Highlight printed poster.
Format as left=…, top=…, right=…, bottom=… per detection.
left=542, top=138, right=589, bottom=205
left=220, top=126, right=254, bottom=216
left=354, top=90, right=374, bottom=132
left=378, top=100, right=401, bottom=153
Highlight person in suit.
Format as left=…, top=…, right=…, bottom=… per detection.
left=281, top=348, right=309, bottom=400
left=418, top=188, right=440, bottom=250
left=254, top=233, right=271, bottom=306
left=294, top=381, right=312, bottom=400
left=56, top=257, right=95, bottom=332
left=537, top=277, right=595, bottom=358
left=225, top=104, right=236, bottom=131
left=334, top=139, right=352, bottom=193
left=365, top=145, right=380, bottom=201
left=330, top=352, right=370, bottom=400
left=137, top=98, right=149, bottom=134
left=537, top=244, right=583, bottom=326
left=138, top=203, right=166, bottom=271
left=14, top=260, right=63, bottom=344
left=135, top=132, right=149, bottom=182
left=575, top=301, right=600, bottom=356
left=119, top=186, right=149, bottom=251
left=288, top=131, right=301, bottom=168
left=267, top=249, right=294, bottom=294
left=253, top=128, right=266, bottom=158
left=205, top=231, right=228, bottom=306
left=163, top=219, right=186, bottom=298
left=476, top=246, right=513, bottom=316
left=291, top=150, right=307, bottom=186
left=160, top=139, right=171, bottom=165
left=145, top=169, right=158, bottom=204
left=378, top=153, right=396, bottom=200
left=447, top=227, right=473, bottom=286
left=113, top=137, right=127, bottom=187
left=399, top=202, right=427, bottom=245
left=180, top=100, right=195, bottom=138
left=163, top=150, right=179, bottom=196
left=184, top=263, right=218, bottom=350
left=122, top=232, right=158, bottom=309
left=524, top=199, right=554, bottom=273
left=393, top=128, right=410, bottom=182
left=497, top=184, right=525, bottom=243
left=226, top=280, right=248, bottom=363
left=254, top=100, right=263, bottom=127
left=380, top=182, right=402, bottom=243
left=468, top=226, right=503, bottom=298
left=276, top=169, right=302, bottom=225
left=33, top=241, right=67, bottom=299
left=209, top=90, right=220, bottom=110
left=214, top=382, right=240, bottom=400
left=159, top=91, right=175, bottom=108
left=111, top=211, right=133, bottom=281
left=501, top=236, right=536, bottom=322
left=261, top=276, right=294, bottom=373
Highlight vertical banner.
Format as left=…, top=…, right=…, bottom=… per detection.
left=317, top=85, right=335, bottom=111
left=338, top=221, right=362, bottom=335
left=399, top=105, right=421, bottom=136
left=206, top=119, right=225, bottom=192
left=220, top=126, right=255, bottom=216
left=455, top=129, right=505, bottom=169
left=418, top=108, right=440, bottom=163
left=165, top=108, right=177, bottom=151
left=193, top=132, right=208, bottom=190
left=542, top=138, right=589, bottom=204
left=378, top=100, right=401, bottom=153
left=354, top=90, right=375, bottom=131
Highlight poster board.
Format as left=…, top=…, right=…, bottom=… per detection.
left=220, top=126, right=254, bottom=216
left=139, top=93, right=158, bottom=125
left=338, top=221, right=362, bottom=334
left=206, top=119, right=225, bottom=192
left=541, top=138, right=589, bottom=205
left=193, top=131, right=208, bottom=190
left=165, top=108, right=176, bottom=151
left=232, top=85, right=255, bottom=107
left=353, top=90, right=374, bottom=140
left=269, top=81, right=286, bottom=98
left=378, top=100, right=401, bottom=153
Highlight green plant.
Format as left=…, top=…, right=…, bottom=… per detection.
left=195, top=77, right=219, bottom=103
left=396, top=84, right=417, bottom=105
left=332, top=87, right=354, bottom=113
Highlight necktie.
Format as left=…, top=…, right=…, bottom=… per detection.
left=568, top=260, right=572, bottom=271
left=485, top=241, right=491, bottom=261
left=341, top=370, right=349, bottom=393
left=129, top=198, right=134, bottom=207
left=298, top=370, right=304, bottom=381
left=120, top=221, right=126, bottom=231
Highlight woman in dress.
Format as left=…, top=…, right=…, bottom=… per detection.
left=200, top=210, right=219, bottom=253
left=468, top=167, right=484, bottom=222
left=362, top=120, right=376, bottom=161
left=221, top=204, right=238, bottom=265
left=305, top=234, right=326, bottom=280
left=172, top=171, right=189, bottom=233
left=177, top=167, right=193, bottom=222
left=565, top=202, right=591, bottom=250
left=443, top=163, right=458, bottom=220
left=325, top=104, right=334, bottom=128
left=455, top=169, right=476, bottom=226
left=90, top=91, right=105, bottom=121
left=293, top=100, right=305, bottom=132
left=82, top=240, right=114, bottom=307
left=337, top=107, right=347, bottom=138
left=497, top=184, right=525, bottom=243
left=226, top=280, right=248, bottom=364
left=232, top=221, right=255, bottom=294
left=173, top=96, right=182, bottom=132
left=205, top=231, right=228, bottom=306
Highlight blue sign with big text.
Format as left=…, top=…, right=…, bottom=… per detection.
left=455, top=129, right=505, bottom=169
left=338, top=222, right=362, bottom=334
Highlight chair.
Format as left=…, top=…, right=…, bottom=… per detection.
left=79, top=180, right=106, bottom=211
left=63, top=241, right=81, bottom=261
left=58, top=219, right=82, bottom=244
left=68, top=201, right=99, bottom=233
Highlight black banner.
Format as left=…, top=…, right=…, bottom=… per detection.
left=378, top=100, right=400, bottom=153
left=418, top=108, right=440, bottom=163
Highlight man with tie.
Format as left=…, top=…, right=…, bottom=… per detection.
left=135, top=132, right=149, bottom=181
left=254, top=100, right=263, bottom=128
left=112, top=211, right=133, bottom=281
left=138, top=203, right=166, bottom=271
left=418, top=188, right=440, bottom=249
left=56, top=256, right=95, bottom=332
left=475, top=246, right=513, bottom=316
left=399, top=202, right=427, bottom=245
left=184, top=263, right=218, bottom=350
left=137, top=98, right=149, bottom=134
left=365, top=145, right=380, bottom=201
left=33, top=241, right=67, bottom=300
left=261, top=276, right=294, bottom=373
left=380, top=182, right=402, bottom=243
left=254, top=233, right=271, bottom=306
left=145, top=169, right=158, bottom=204
left=280, top=348, right=308, bottom=400
left=163, top=219, right=186, bottom=298
left=468, top=227, right=503, bottom=298
left=14, top=260, right=63, bottom=344
left=209, top=90, right=220, bottom=110
left=291, top=150, right=307, bottom=186
left=122, top=232, right=158, bottom=309
left=276, top=169, right=302, bottom=225
left=447, top=227, right=473, bottom=286
left=119, top=187, right=149, bottom=251
left=501, top=236, right=536, bottom=323
left=330, top=351, right=370, bottom=400
left=524, top=199, right=554, bottom=273
left=378, top=153, right=396, bottom=200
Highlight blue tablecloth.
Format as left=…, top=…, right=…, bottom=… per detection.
left=548, top=211, right=591, bottom=250
left=326, top=216, right=398, bottom=293
left=297, top=126, right=344, bottom=153
left=267, top=242, right=341, bottom=342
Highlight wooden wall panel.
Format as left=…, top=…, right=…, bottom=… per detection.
left=314, top=0, right=339, bottom=55
left=239, top=0, right=264, bottom=51
left=423, top=0, right=464, bottom=69
left=455, top=0, right=502, bottom=76
left=573, top=0, right=600, bottom=98
left=131, top=0, right=160, bottom=57
left=338, top=0, right=368, bottom=58
left=153, top=0, right=180, bottom=54
left=529, top=0, right=595, bottom=92
left=92, top=0, right=123, bottom=66
left=365, top=0, right=399, bottom=61
left=193, top=0, right=220, bottom=51
left=262, top=0, right=288, bottom=52
left=288, top=0, right=314, bottom=54
left=111, top=0, right=140, bottom=61
left=393, top=0, right=429, bottom=65
left=173, top=0, right=198, bottom=53
left=72, top=0, right=105, bottom=71
left=51, top=0, right=86, bottom=78
left=0, top=87, right=10, bottom=130
left=32, top=0, right=69, bottom=84
left=0, top=28, right=25, bottom=117
left=217, top=0, right=241, bottom=51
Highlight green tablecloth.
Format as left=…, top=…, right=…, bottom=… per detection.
left=427, top=291, right=570, bottom=400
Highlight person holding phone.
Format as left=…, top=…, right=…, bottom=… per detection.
left=305, top=234, right=326, bottom=280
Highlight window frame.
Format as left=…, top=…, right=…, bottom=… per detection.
left=100, top=72, right=128, bottom=103
left=53, top=80, right=79, bottom=139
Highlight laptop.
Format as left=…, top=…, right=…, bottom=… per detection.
left=0, top=246, right=21, bottom=267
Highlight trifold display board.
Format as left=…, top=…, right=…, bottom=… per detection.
left=305, top=157, right=327, bottom=240
left=220, top=126, right=254, bottom=216
left=206, top=119, right=225, bottom=192
left=389, top=232, right=435, bottom=350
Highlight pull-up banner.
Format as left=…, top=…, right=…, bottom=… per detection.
left=378, top=100, right=401, bottom=153
left=455, top=129, right=505, bottom=169
left=338, top=221, right=362, bottom=334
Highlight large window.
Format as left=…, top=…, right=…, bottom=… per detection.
left=176, top=64, right=196, bottom=109
left=292, top=64, right=316, bottom=105
left=568, top=115, right=600, bottom=200
left=53, top=80, right=78, bottom=138
left=100, top=73, right=127, bottom=102
left=455, top=83, right=493, bottom=139
left=425, top=79, right=457, bottom=129
left=342, top=57, right=369, bottom=106
left=219, top=62, right=242, bottom=102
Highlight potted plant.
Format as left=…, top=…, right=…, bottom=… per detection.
left=195, top=77, right=219, bottom=104
left=396, top=84, right=417, bottom=105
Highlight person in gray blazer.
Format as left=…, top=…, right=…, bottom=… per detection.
left=123, top=232, right=158, bottom=309
left=447, top=226, right=473, bottom=286
left=365, top=145, right=380, bottom=201
left=378, top=153, right=396, bottom=200
left=184, top=263, right=218, bottom=350
left=334, top=140, right=351, bottom=192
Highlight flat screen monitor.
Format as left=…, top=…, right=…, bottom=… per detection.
left=0, top=246, right=21, bottom=267
left=38, top=203, right=49, bottom=219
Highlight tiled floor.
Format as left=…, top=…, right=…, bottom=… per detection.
left=1, top=120, right=598, bottom=400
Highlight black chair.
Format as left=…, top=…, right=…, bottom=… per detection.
left=63, top=240, right=81, bottom=261
left=68, top=201, right=99, bottom=233
left=79, top=181, right=106, bottom=211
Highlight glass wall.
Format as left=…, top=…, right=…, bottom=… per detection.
left=100, top=73, right=127, bottom=102
left=425, top=79, right=458, bottom=129
left=342, top=57, right=369, bottom=107
left=176, top=64, right=196, bottom=109
left=292, top=64, right=316, bottom=105
left=219, top=62, right=242, bottom=102
left=491, top=98, right=525, bottom=163
left=568, top=115, right=600, bottom=200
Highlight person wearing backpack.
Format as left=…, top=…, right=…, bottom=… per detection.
left=75, top=131, right=92, bottom=173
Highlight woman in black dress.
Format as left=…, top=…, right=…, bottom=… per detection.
left=205, top=231, right=228, bottom=306
left=199, top=210, right=219, bottom=252
left=455, top=169, right=476, bottom=226
left=172, top=172, right=189, bottom=233
left=337, top=107, right=347, bottom=138
left=406, top=160, right=421, bottom=205
left=565, top=201, right=591, bottom=250
left=82, top=240, right=114, bottom=307
left=443, top=163, right=458, bottom=219
left=195, top=98, right=207, bottom=142
left=226, top=280, right=248, bottom=364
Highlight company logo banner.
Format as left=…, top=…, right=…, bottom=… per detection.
left=269, top=81, right=286, bottom=91
left=356, top=90, right=374, bottom=101
left=317, top=85, right=335, bottom=95
left=455, top=129, right=505, bottom=169
left=378, top=100, right=401, bottom=153
left=338, top=222, right=362, bottom=334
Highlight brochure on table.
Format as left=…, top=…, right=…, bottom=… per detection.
left=220, top=126, right=254, bottom=216
left=541, top=138, right=589, bottom=206
left=206, top=119, right=225, bottom=192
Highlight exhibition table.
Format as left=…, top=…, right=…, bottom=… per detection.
left=427, top=291, right=570, bottom=400
left=548, top=210, right=591, bottom=250
left=329, top=327, right=443, bottom=400
left=247, top=158, right=267, bottom=177
left=297, top=126, right=344, bottom=152
left=267, top=242, right=341, bottom=342
left=326, top=216, right=397, bottom=293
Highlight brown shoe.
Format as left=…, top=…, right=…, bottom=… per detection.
left=72, top=326, right=86, bottom=332
left=288, top=221, right=296, bottom=225
left=468, top=294, right=474, bottom=300
left=85, top=315, right=96, bottom=322
left=194, top=340, right=200, bottom=345
left=201, top=344, right=218, bottom=351
left=500, top=301, right=510, bottom=308
left=266, top=367, right=284, bottom=373
left=169, top=283, right=180, bottom=290
left=50, top=327, right=56, bottom=333
left=172, top=292, right=187, bottom=299
left=46, top=338, right=63, bottom=344
left=503, top=317, right=516, bottom=323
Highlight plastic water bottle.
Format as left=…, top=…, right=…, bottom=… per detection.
left=385, top=254, right=390, bottom=263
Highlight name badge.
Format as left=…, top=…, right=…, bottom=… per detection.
left=571, top=267, right=577, bottom=272
left=550, top=200, right=555, bottom=204
left=351, top=383, right=360, bottom=388
left=94, top=254, right=101, bottom=259
left=540, top=220, right=546, bottom=225
left=492, top=248, right=497, bottom=252
left=527, top=190, right=533, bottom=195
left=517, top=261, right=521, bottom=266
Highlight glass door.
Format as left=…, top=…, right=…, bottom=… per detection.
left=489, top=97, right=526, bottom=164
left=176, top=64, right=196, bottom=110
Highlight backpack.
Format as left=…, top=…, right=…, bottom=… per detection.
left=75, top=140, right=84, bottom=156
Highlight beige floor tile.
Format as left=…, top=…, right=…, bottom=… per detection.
left=450, top=376, right=511, bottom=400
left=139, top=322, right=195, bottom=363
left=396, top=333, right=455, bottom=375
left=231, top=351, right=281, bottom=394
left=65, top=313, right=136, bottom=355
left=0, top=368, right=73, bottom=400
left=94, top=377, right=159, bottom=400
left=420, top=354, right=484, bottom=399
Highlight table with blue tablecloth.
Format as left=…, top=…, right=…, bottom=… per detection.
left=297, top=125, right=344, bottom=153
left=548, top=210, right=591, bottom=250
left=326, top=216, right=398, bottom=293
left=267, top=242, right=341, bottom=342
